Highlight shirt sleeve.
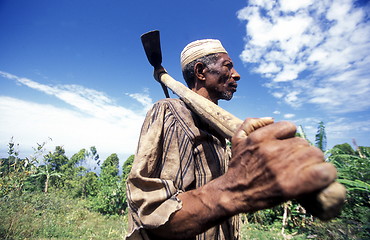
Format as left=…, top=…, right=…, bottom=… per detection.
left=126, top=99, right=196, bottom=239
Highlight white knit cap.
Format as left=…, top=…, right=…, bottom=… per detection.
left=180, top=39, right=228, bottom=70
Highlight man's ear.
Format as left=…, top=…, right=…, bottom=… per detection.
left=194, top=62, right=207, bottom=81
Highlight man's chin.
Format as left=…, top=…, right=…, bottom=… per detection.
left=221, top=92, right=233, bottom=101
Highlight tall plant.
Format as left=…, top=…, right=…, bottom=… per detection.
left=315, top=121, right=327, bottom=152
left=0, top=138, right=36, bottom=197
left=327, top=143, right=370, bottom=238
left=90, top=153, right=123, bottom=215
left=31, top=165, right=62, bottom=193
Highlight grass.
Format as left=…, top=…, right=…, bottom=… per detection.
left=0, top=191, right=127, bottom=240
left=239, top=222, right=309, bottom=240
left=0, top=191, right=299, bottom=240
left=1, top=191, right=366, bottom=240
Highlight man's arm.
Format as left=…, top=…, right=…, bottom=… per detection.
left=149, top=119, right=337, bottom=239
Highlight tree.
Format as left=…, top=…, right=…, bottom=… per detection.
left=122, top=155, right=134, bottom=182
left=315, top=121, right=327, bottom=152
left=90, top=153, right=122, bottom=214
left=43, top=146, right=68, bottom=172
left=79, top=171, right=99, bottom=197
left=31, top=164, right=62, bottom=193
left=1, top=138, right=20, bottom=176
left=121, top=155, right=134, bottom=211
left=60, top=148, right=88, bottom=196
left=88, top=146, right=100, bottom=170
left=295, top=125, right=313, bottom=145
left=67, top=148, right=87, bottom=167
left=29, top=146, right=68, bottom=193
left=60, top=147, right=101, bottom=198
left=100, top=153, right=119, bottom=180
left=0, top=138, right=37, bottom=197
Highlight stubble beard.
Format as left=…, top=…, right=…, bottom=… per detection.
left=221, top=91, right=233, bottom=101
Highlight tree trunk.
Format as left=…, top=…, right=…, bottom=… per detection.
left=44, top=175, right=49, bottom=193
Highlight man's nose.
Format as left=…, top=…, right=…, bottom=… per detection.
left=231, top=68, right=241, bottom=81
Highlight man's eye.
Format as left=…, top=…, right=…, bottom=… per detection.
left=225, top=63, right=233, bottom=69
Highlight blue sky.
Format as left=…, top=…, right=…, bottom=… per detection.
left=1, top=0, right=369, bottom=164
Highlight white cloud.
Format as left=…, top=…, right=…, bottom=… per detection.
left=255, top=62, right=281, bottom=75
left=272, top=92, right=284, bottom=99
left=283, top=113, right=295, bottom=119
left=280, top=0, right=313, bottom=12
left=237, top=0, right=370, bottom=113
left=0, top=71, right=152, bottom=160
left=125, top=88, right=153, bottom=112
left=284, top=91, right=301, bottom=107
left=273, top=110, right=281, bottom=115
left=326, top=118, right=370, bottom=141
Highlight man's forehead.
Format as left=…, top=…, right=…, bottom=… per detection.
left=216, top=53, right=232, bottom=63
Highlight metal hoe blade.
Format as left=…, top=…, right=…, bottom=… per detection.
left=141, top=30, right=169, bottom=98
left=141, top=30, right=162, bottom=68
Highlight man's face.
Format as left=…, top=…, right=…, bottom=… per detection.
left=204, top=53, right=241, bottom=101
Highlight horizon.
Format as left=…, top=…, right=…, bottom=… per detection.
left=1, top=0, right=369, bottom=165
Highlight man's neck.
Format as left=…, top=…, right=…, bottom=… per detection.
left=191, top=87, right=219, bottom=105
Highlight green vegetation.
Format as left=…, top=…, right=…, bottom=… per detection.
left=0, top=191, right=127, bottom=240
left=0, top=123, right=368, bottom=239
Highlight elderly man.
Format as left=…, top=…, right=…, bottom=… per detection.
left=126, top=39, right=336, bottom=240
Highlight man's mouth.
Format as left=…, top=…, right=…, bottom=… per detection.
left=228, top=82, right=238, bottom=92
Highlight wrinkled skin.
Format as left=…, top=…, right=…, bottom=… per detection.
left=193, top=53, right=240, bottom=104
left=149, top=118, right=337, bottom=239
left=226, top=119, right=337, bottom=213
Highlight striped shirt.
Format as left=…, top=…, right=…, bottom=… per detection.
left=126, top=98, right=239, bottom=240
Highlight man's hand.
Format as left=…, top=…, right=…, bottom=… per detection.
left=153, top=66, right=167, bottom=82
left=148, top=118, right=338, bottom=239
left=226, top=119, right=337, bottom=213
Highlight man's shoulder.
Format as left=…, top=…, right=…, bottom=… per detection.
left=150, top=98, right=197, bottom=126
left=153, top=98, right=189, bottom=112
left=155, top=98, right=185, bottom=106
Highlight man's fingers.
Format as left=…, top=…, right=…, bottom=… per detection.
left=244, top=117, right=275, bottom=135
left=249, top=121, right=297, bottom=143
left=295, top=162, right=337, bottom=196
left=153, top=66, right=167, bottom=81
left=234, top=117, right=274, bottom=140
